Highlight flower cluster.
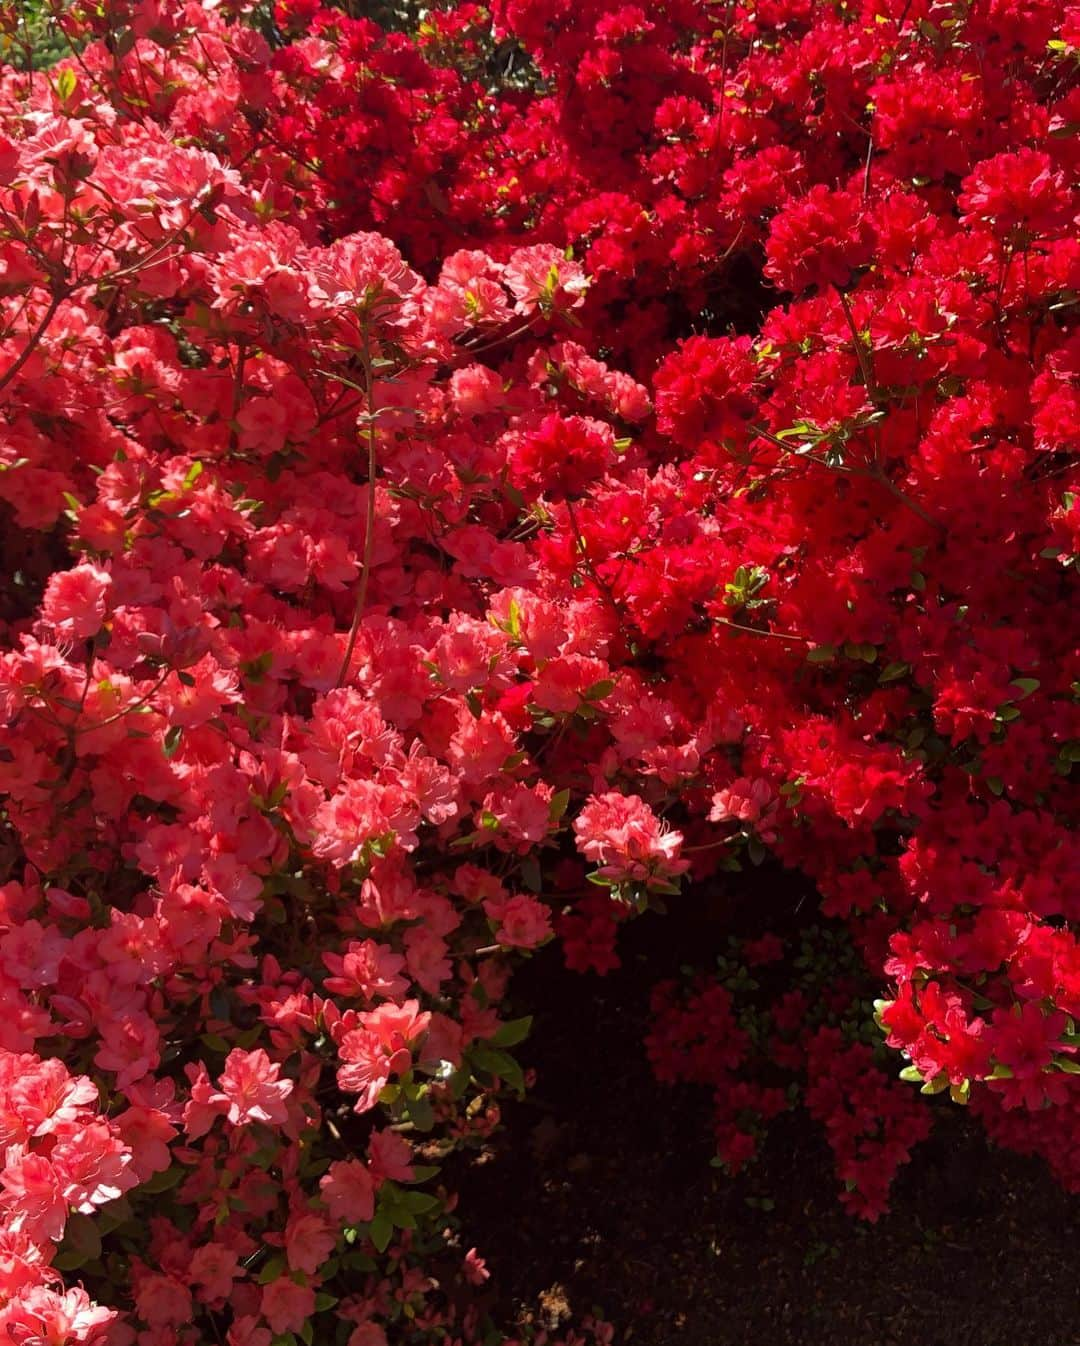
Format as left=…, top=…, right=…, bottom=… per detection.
left=648, top=931, right=932, bottom=1220
left=0, top=0, right=1076, bottom=1337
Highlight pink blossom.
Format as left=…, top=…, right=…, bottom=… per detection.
left=0, top=1284, right=115, bottom=1345
left=217, top=1049, right=293, bottom=1128
left=189, top=1242, right=240, bottom=1304
left=322, top=940, right=408, bottom=1002
left=40, top=564, right=112, bottom=641
left=504, top=245, right=588, bottom=315
left=260, top=1277, right=315, bottom=1335
left=367, top=1130, right=414, bottom=1183
left=574, top=792, right=688, bottom=886
left=284, top=1212, right=336, bottom=1275
left=0, top=1150, right=67, bottom=1243
left=133, top=1273, right=192, bottom=1328
left=320, top=1158, right=377, bottom=1225
left=486, top=893, right=553, bottom=950
left=709, top=777, right=779, bottom=842
left=463, top=1247, right=490, bottom=1286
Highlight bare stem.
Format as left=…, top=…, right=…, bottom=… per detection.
left=0, top=288, right=67, bottom=398
left=564, top=496, right=626, bottom=633
left=335, top=331, right=379, bottom=687
left=717, top=617, right=809, bottom=645
left=75, top=668, right=171, bottom=735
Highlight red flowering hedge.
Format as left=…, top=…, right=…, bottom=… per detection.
left=0, top=0, right=1077, bottom=1341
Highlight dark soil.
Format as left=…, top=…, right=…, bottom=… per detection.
left=455, top=879, right=1080, bottom=1346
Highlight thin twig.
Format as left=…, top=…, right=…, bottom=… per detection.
left=717, top=617, right=810, bottom=645
left=0, top=288, right=67, bottom=398
left=333, top=332, right=379, bottom=687
left=564, top=496, right=626, bottom=633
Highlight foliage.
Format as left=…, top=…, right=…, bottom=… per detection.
left=0, top=0, right=1076, bottom=1342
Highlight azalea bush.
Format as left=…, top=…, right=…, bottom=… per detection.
left=0, top=0, right=1077, bottom=1341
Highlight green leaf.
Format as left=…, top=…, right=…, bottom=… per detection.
left=1010, top=677, right=1040, bottom=698
left=57, top=1212, right=101, bottom=1269
left=258, top=1256, right=286, bottom=1285
left=549, top=788, right=571, bottom=821
left=369, top=1210, right=393, bottom=1254
left=140, top=1164, right=185, bottom=1194
left=162, top=725, right=183, bottom=759
left=878, top=661, right=910, bottom=684
left=399, top=1190, right=440, bottom=1215
left=492, top=1016, right=533, bottom=1048
left=520, top=855, right=542, bottom=892
left=404, top=1090, right=435, bottom=1133
left=470, top=1045, right=525, bottom=1093
left=55, top=67, right=77, bottom=102
left=806, top=645, right=835, bottom=663
left=52, top=1248, right=93, bottom=1272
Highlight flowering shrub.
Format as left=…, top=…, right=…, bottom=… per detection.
left=647, top=929, right=933, bottom=1220
left=0, top=0, right=1077, bottom=1339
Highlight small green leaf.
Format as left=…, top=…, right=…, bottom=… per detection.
left=470, top=1045, right=525, bottom=1093
left=404, top=1090, right=434, bottom=1133
left=55, top=67, right=77, bottom=102
left=258, top=1256, right=286, bottom=1285
left=520, top=856, right=542, bottom=892
left=879, top=661, right=910, bottom=683
left=399, top=1190, right=440, bottom=1215
left=57, top=1212, right=101, bottom=1269
left=549, top=788, right=571, bottom=821
left=369, top=1210, right=393, bottom=1254
left=140, top=1165, right=185, bottom=1194
left=492, top=1016, right=533, bottom=1048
